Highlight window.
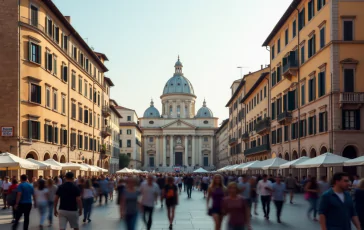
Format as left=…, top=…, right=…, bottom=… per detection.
left=291, top=122, right=298, bottom=139
left=204, top=137, right=208, bottom=142
left=30, top=83, right=41, bottom=104
left=119, top=140, right=122, bottom=148
left=46, top=86, right=51, bottom=108
left=28, top=120, right=40, bottom=140
left=309, top=76, right=316, bottom=102
left=318, top=71, right=325, bottom=97
left=45, top=51, right=52, bottom=71
left=343, top=20, right=353, bottom=41
left=277, top=39, right=281, bottom=53
left=264, top=86, right=267, bottom=98
left=46, top=17, right=53, bottom=37
left=84, top=109, right=88, bottom=124
left=54, top=126, right=58, bottom=144
left=277, top=128, right=282, bottom=143
left=308, top=116, right=317, bottom=135
left=70, top=133, right=76, bottom=147
left=53, top=89, right=57, bottom=111
left=298, top=8, right=305, bottom=31
left=127, top=116, right=131, bottom=121
left=284, top=125, right=289, bottom=142
left=62, top=65, right=68, bottom=82
left=53, top=25, right=59, bottom=44
left=149, top=137, right=154, bottom=142
left=62, top=34, right=68, bottom=51
left=271, top=102, right=276, bottom=120
left=80, top=53, right=84, bottom=67
left=271, top=71, right=276, bottom=87
left=71, top=103, right=76, bottom=119
left=127, top=129, right=132, bottom=135
left=276, top=66, right=281, bottom=82
left=308, top=0, right=315, bottom=21
left=78, top=106, right=83, bottom=122
left=61, top=94, right=66, bottom=114
left=127, top=140, right=131, bottom=147
left=271, top=45, right=275, bottom=60
left=78, top=134, right=83, bottom=149
left=343, top=110, right=360, bottom=130
left=89, top=111, right=92, bottom=126
left=61, top=129, right=67, bottom=145
left=317, top=0, right=326, bottom=11
left=292, top=20, right=297, bottom=38
left=30, top=5, right=38, bottom=26
left=301, top=84, right=305, bottom=106
left=84, top=80, right=87, bottom=97
left=285, top=29, right=289, bottom=45
left=71, top=72, right=76, bottom=89
left=97, top=116, right=100, bottom=129
left=300, top=45, right=305, bottom=64
left=127, top=153, right=131, bottom=157
left=84, top=136, right=88, bottom=151
left=44, top=124, right=53, bottom=142
left=320, top=27, right=325, bottom=48
left=308, top=35, right=316, bottom=58
left=97, top=93, right=100, bottom=106
left=72, top=46, right=77, bottom=60
left=272, top=130, right=276, bottom=144
left=89, top=85, right=92, bottom=100
left=78, top=77, right=82, bottom=94
left=319, top=112, right=328, bottom=132
left=344, top=69, right=354, bottom=92
left=28, top=42, right=41, bottom=64
left=299, top=119, right=307, bottom=137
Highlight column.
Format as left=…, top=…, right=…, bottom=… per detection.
left=184, top=135, right=188, bottom=166
left=170, top=136, right=174, bottom=166
left=156, top=136, right=160, bottom=167
left=210, top=136, right=214, bottom=167
left=163, top=135, right=167, bottom=167
left=144, top=136, right=148, bottom=167
left=199, top=136, right=203, bottom=166
left=192, top=135, right=195, bottom=166
left=181, top=101, right=185, bottom=118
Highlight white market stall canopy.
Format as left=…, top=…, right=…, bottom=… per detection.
left=0, top=153, right=39, bottom=170
left=217, top=166, right=229, bottom=172
left=116, top=168, right=132, bottom=174
left=236, top=161, right=258, bottom=170
left=279, top=157, right=310, bottom=169
left=44, top=159, right=64, bottom=168
left=261, top=158, right=289, bottom=170
left=295, top=153, right=350, bottom=168
left=193, top=167, right=209, bottom=173
left=81, top=163, right=99, bottom=172
left=26, top=158, right=62, bottom=170
left=344, top=156, right=364, bottom=167
left=241, top=160, right=272, bottom=171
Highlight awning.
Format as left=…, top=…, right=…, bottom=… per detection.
left=295, top=153, right=350, bottom=168
left=0, top=153, right=39, bottom=170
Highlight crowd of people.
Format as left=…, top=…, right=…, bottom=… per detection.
left=0, top=171, right=363, bottom=230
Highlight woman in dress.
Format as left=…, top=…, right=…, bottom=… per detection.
left=222, top=182, right=251, bottom=230
left=121, top=177, right=140, bottom=230
left=46, top=179, right=57, bottom=226
left=163, top=176, right=178, bottom=229
left=354, top=179, right=364, bottom=229
left=305, top=176, right=320, bottom=221
left=82, top=179, right=96, bottom=223
left=207, top=174, right=226, bottom=230
left=108, top=177, right=116, bottom=201
left=34, top=179, right=49, bottom=229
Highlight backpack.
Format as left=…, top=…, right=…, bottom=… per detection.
left=7, top=189, right=17, bottom=206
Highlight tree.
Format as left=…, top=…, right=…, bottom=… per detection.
left=119, top=153, right=130, bottom=169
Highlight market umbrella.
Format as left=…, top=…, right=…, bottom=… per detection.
left=279, top=157, right=310, bottom=169
left=217, top=166, right=228, bottom=172
left=116, top=168, right=132, bottom=174
left=236, top=161, right=258, bottom=169
left=295, top=153, right=350, bottom=168
left=193, top=167, right=209, bottom=173
left=241, top=160, right=272, bottom=171
left=343, top=156, right=364, bottom=167
left=61, top=162, right=89, bottom=171
left=81, top=163, right=99, bottom=172
left=228, top=164, right=243, bottom=171
left=223, top=165, right=237, bottom=171
left=261, top=158, right=289, bottom=170
left=0, top=152, right=39, bottom=170
left=92, top=165, right=108, bottom=173
left=26, top=158, right=62, bottom=170
left=44, top=159, right=64, bottom=169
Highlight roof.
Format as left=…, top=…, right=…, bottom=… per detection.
left=42, top=0, right=108, bottom=72
left=110, top=105, right=122, bottom=118
left=114, top=106, right=134, bottom=111
left=119, top=122, right=142, bottom=133
left=104, top=76, right=114, bottom=86
left=162, top=75, right=195, bottom=96
left=226, top=80, right=245, bottom=107
left=215, top=119, right=229, bottom=134
left=109, top=99, right=118, bottom=106
left=240, top=72, right=269, bottom=104
left=94, top=51, right=109, bottom=61
left=262, top=0, right=301, bottom=46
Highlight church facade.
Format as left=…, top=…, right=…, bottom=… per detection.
left=140, top=57, right=218, bottom=172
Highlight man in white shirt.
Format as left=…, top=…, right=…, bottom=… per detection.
left=2, top=176, right=11, bottom=209
left=140, top=175, right=160, bottom=230
left=257, top=174, right=273, bottom=219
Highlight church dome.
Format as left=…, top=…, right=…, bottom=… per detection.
left=162, top=56, right=195, bottom=96
left=143, top=100, right=160, bottom=118
left=196, top=99, right=213, bottom=118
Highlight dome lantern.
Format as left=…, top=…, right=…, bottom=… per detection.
left=174, top=55, right=183, bottom=75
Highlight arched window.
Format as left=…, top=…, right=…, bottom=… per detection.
left=177, top=105, right=180, bottom=117
left=169, top=106, right=173, bottom=116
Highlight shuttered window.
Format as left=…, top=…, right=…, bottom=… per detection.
left=343, top=110, right=360, bottom=130
left=308, top=35, right=316, bottom=58
left=319, top=112, right=328, bottom=132
left=308, top=0, right=315, bottom=21
left=292, top=20, right=297, bottom=38
left=28, top=42, right=41, bottom=64
left=318, top=71, right=326, bottom=97
left=271, top=45, right=275, bottom=60
left=309, top=77, right=316, bottom=102
left=28, top=120, right=41, bottom=140
left=284, top=125, right=289, bottom=141
left=344, top=69, right=354, bottom=92
left=285, top=29, right=289, bottom=45
left=271, top=102, right=276, bottom=120
left=300, top=45, right=305, bottom=64
left=62, top=66, right=68, bottom=82
left=30, top=5, right=38, bottom=26
left=71, top=103, right=76, bottom=119
left=301, top=84, right=305, bottom=106
left=298, top=8, right=305, bottom=31
left=320, top=27, right=325, bottom=48
left=276, top=66, right=281, bottom=82
left=343, top=21, right=353, bottom=41
left=30, top=83, right=41, bottom=104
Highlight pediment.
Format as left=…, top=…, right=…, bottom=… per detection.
left=162, top=119, right=196, bottom=129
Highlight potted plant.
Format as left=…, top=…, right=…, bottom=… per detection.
left=100, top=144, right=106, bottom=154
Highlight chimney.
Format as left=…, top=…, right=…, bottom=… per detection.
left=261, top=65, right=263, bottom=70
left=65, top=16, right=71, bottom=24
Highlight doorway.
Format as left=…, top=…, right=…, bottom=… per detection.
left=175, top=152, right=182, bottom=166
left=149, top=156, right=155, bottom=167
left=342, top=145, right=357, bottom=177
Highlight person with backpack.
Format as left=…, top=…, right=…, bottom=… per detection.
left=7, top=179, right=18, bottom=223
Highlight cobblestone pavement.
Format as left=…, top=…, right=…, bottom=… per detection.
left=0, top=190, right=321, bottom=230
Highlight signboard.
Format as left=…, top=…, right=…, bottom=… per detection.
left=1, top=127, right=14, bottom=137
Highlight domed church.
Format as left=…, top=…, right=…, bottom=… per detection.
left=140, top=57, right=218, bottom=172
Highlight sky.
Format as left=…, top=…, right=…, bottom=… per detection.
left=54, top=0, right=292, bottom=125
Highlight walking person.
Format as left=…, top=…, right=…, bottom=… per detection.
left=2, top=176, right=11, bottom=209
left=202, top=175, right=209, bottom=198
left=272, top=176, right=286, bottom=223
left=121, top=177, right=140, bottom=230
left=7, top=179, right=18, bottom=223
left=12, top=174, right=35, bottom=230
left=54, top=172, right=82, bottom=230
left=98, top=175, right=108, bottom=205
left=238, top=175, right=251, bottom=215
left=285, top=174, right=297, bottom=204
left=156, top=175, right=166, bottom=208
left=249, top=176, right=258, bottom=215
left=185, top=174, right=194, bottom=198
left=318, top=176, right=330, bottom=196
left=222, top=182, right=251, bottom=230
left=354, top=178, right=364, bottom=229
left=207, top=174, right=226, bottom=230
left=257, top=174, right=272, bottom=220
left=116, top=178, right=126, bottom=219
left=82, top=179, right=96, bottom=223
left=46, top=179, right=57, bottom=226
left=163, top=176, right=178, bottom=229
left=108, top=177, right=116, bottom=201
left=319, top=172, right=361, bottom=230
left=140, top=175, right=160, bottom=230
left=177, top=175, right=183, bottom=194
left=305, top=176, right=319, bottom=221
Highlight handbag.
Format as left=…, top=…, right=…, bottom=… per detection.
left=304, top=192, right=310, bottom=200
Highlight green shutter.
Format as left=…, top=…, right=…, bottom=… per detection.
left=64, top=130, right=68, bottom=145
left=28, top=120, right=32, bottom=139
left=38, top=46, right=42, bottom=64
left=28, top=41, right=32, bottom=61
left=55, top=127, right=58, bottom=143
left=313, top=115, right=317, bottom=134
left=356, top=110, right=361, bottom=130
left=45, top=51, right=48, bottom=69
left=54, top=58, right=57, bottom=75
left=324, top=112, right=328, bottom=131
left=44, top=124, right=47, bottom=141
left=37, top=122, right=41, bottom=140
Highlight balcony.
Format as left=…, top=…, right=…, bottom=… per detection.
left=339, top=92, right=364, bottom=106
left=277, top=111, right=292, bottom=125
left=102, top=106, right=111, bottom=117
left=241, top=132, right=249, bottom=141
left=229, top=138, right=237, bottom=146
left=244, top=144, right=270, bottom=156
left=255, top=118, right=271, bottom=135
left=105, top=144, right=111, bottom=156
left=101, top=126, right=112, bottom=138
left=136, top=138, right=142, bottom=147
left=282, top=51, right=298, bottom=79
